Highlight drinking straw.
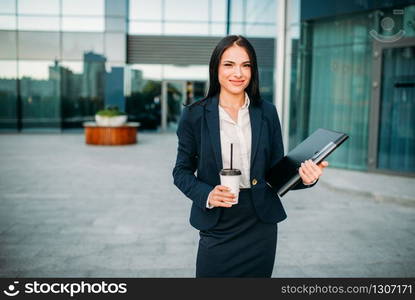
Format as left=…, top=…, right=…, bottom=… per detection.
left=230, top=143, right=233, bottom=169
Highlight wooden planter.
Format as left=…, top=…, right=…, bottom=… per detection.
left=83, top=122, right=140, bottom=146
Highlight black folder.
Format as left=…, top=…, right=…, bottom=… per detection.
left=265, top=128, right=349, bottom=197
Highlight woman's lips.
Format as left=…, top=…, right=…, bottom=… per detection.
left=229, top=80, right=245, bottom=86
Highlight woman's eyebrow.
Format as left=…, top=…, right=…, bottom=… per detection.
left=223, top=60, right=251, bottom=64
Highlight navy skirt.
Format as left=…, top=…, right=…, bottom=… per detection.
left=196, top=189, right=278, bottom=277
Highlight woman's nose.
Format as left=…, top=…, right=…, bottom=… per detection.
left=234, top=66, right=243, bottom=77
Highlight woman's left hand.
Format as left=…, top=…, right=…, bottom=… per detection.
left=298, top=160, right=329, bottom=185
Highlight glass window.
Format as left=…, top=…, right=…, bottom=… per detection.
left=129, top=64, right=162, bottom=80
left=105, top=64, right=126, bottom=111
left=129, top=21, right=162, bottom=34
left=246, top=0, right=275, bottom=23
left=230, top=23, right=244, bottom=35
left=62, top=17, right=104, bottom=32
left=210, top=23, right=226, bottom=36
left=164, top=22, right=209, bottom=35
left=377, top=46, right=415, bottom=173
left=165, top=0, right=208, bottom=22
left=18, top=60, right=61, bottom=129
left=62, top=32, right=104, bottom=60
left=0, top=0, right=16, bottom=14
left=230, top=0, right=244, bottom=22
left=211, top=0, right=227, bottom=22
left=105, top=0, right=127, bottom=17
left=62, top=0, right=104, bottom=16
left=129, top=0, right=162, bottom=21
left=18, top=32, right=60, bottom=60
left=105, top=17, right=126, bottom=32
left=0, top=60, right=17, bottom=130
left=105, top=33, right=126, bottom=62
left=0, top=15, right=16, bottom=30
left=286, top=0, right=300, bottom=28
left=245, top=24, right=275, bottom=37
left=60, top=60, right=105, bottom=127
left=18, top=0, right=59, bottom=15
left=163, top=65, right=208, bottom=80
left=125, top=64, right=162, bottom=129
left=0, top=31, right=17, bottom=59
left=305, top=13, right=373, bottom=170
left=18, top=16, right=60, bottom=31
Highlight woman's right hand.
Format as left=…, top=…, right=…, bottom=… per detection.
left=208, top=185, right=237, bottom=208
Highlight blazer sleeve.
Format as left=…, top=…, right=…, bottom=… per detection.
left=172, top=106, right=214, bottom=211
left=269, top=105, right=318, bottom=193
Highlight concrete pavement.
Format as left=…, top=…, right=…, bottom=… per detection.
left=0, top=132, right=414, bottom=277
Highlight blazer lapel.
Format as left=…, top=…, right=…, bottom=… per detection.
left=205, top=95, right=223, bottom=172
left=249, top=101, right=263, bottom=169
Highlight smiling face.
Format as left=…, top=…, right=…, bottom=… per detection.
left=218, top=44, right=252, bottom=97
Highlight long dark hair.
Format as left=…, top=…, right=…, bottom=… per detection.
left=197, top=35, right=261, bottom=106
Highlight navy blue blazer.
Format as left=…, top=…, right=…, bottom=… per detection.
left=172, top=95, right=316, bottom=231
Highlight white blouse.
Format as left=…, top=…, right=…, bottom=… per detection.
left=207, top=93, right=252, bottom=209
left=218, top=93, right=252, bottom=188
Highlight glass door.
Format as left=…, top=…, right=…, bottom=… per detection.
left=370, top=38, right=415, bottom=175
left=161, top=80, right=207, bottom=131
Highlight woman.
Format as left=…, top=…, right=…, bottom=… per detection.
left=172, top=35, right=328, bottom=277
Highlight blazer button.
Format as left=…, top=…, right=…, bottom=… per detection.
left=252, top=179, right=258, bottom=185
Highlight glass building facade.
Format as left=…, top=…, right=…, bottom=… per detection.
left=0, top=0, right=276, bottom=131
left=0, top=0, right=127, bottom=130
left=0, top=0, right=414, bottom=175
left=284, top=0, right=415, bottom=175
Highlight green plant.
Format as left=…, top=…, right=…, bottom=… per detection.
left=96, top=106, right=126, bottom=117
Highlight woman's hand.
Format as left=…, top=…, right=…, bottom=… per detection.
left=208, top=185, right=237, bottom=208
left=299, top=160, right=329, bottom=185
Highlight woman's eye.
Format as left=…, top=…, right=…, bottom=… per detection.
left=244, top=64, right=251, bottom=67
left=224, top=63, right=232, bottom=66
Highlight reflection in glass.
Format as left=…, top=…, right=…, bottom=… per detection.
left=378, top=46, right=415, bottom=173
left=0, top=0, right=15, bottom=14
left=18, top=16, right=60, bottom=31
left=306, top=13, right=373, bottom=170
left=0, top=31, right=17, bottom=59
left=18, top=32, right=60, bottom=60
left=18, top=60, right=61, bottom=128
left=104, top=33, right=126, bottom=62
left=62, top=32, right=104, bottom=60
left=258, top=67, right=273, bottom=103
left=0, top=16, right=16, bottom=30
left=60, top=53, right=106, bottom=128
left=165, top=0, right=208, bottom=21
left=105, top=64, right=125, bottom=112
left=163, top=65, right=208, bottom=81
left=167, top=81, right=184, bottom=128
left=62, top=17, right=104, bottom=32
left=62, top=0, right=104, bottom=16
left=0, top=60, right=17, bottom=129
left=129, top=0, right=162, bottom=21
left=167, top=80, right=207, bottom=129
left=18, top=0, right=59, bottom=15
left=126, top=65, right=161, bottom=129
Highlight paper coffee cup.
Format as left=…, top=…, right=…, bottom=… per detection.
left=219, top=169, right=242, bottom=204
